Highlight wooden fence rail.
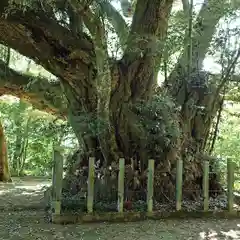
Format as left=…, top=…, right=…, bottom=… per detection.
left=87, top=157, right=95, bottom=213
left=50, top=153, right=236, bottom=221
left=228, top=158, right=234, bottom=213
left=51, top=149, right=63, bottom=215
left=176, top=159, right=183, bottom=211
left=203, top=160, right=209, bottom=212
left=147, top=159, right=154, bottom=214
left=118, top=158, right=125, bottom=213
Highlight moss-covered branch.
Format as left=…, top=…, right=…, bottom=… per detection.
left=114, top=0, right=174, bottom=101
left=0, top=0, right=96, bottom=88
left=0, top=60, right=65, bottom=115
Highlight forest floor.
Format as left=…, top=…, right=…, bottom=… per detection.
left=0, top=177, right=240, bottom=239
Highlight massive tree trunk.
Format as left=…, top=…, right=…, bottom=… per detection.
left=164, top=0, right=240, bottom=197
left=0, top=0, right=238, bottom=201
left=0, top=119, right=11, bottom=182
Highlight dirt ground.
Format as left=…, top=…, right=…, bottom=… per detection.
left=0, top=177, right=240, bottom=239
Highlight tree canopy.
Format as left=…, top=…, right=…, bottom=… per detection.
left=0, top=0, right=237, bottom=112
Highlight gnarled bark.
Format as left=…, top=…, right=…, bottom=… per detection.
left=0, top=59, right=65, bottom=115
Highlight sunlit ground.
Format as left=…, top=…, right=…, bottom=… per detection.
left=0, top=177, right=50, bottom=210
left=198, top=228, right=240, bottom=239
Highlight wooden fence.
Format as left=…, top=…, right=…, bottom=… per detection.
left=50, top=149, right=238, bottom=224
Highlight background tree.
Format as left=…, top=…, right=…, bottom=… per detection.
left=0, top=117, right=11, bottom=182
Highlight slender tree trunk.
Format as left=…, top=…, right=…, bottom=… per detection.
left=12, top=100, right=28, bottom=175
left=18, top=116, right=30, bottom=176
left=12, top=134, right=22, bottom=175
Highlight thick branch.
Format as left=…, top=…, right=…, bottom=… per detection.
left=0, top=0, right=95, bottom=93
left=83, top=7, right=119, bottom=164
left=167, top=0, right=230, bottom=102
left=0, top=60, right=65, bottom=115
left=98, top=0, right=129, bottom=48
left=119, top=0, right=173, bottom=101
left=123, top=0, right=174, bottom=63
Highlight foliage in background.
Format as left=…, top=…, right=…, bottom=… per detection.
left=0, top=97, right=78, bottom=176
left=214, top=102, right=240, bottom=169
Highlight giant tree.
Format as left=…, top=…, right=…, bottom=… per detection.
left=0, top=0, right=239, bottom=200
